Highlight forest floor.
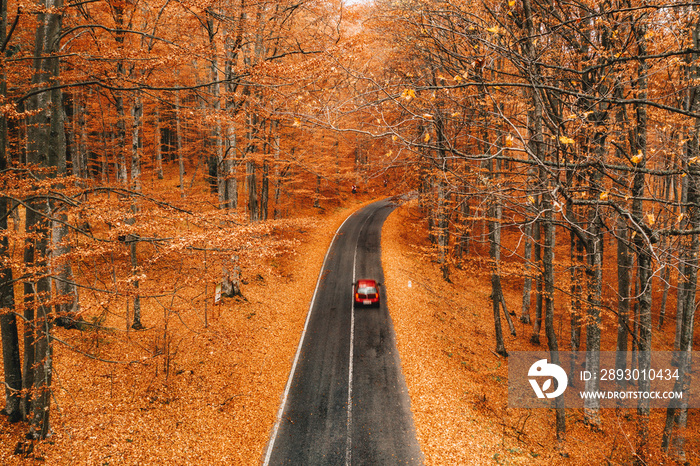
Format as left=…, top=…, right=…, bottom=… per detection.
left=0, top=195, right=376, bottom=465
left=0, top=194, right=697, bottom=464
left=382, top=199, right=698, bottom=465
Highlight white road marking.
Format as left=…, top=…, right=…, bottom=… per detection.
left=263, top=212, right=357, bottom=466
left=346, top=211, right=374, bottom=466
left=346, top=246, right=357, bottom=466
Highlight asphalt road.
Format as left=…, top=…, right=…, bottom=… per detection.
left=263, top=199, right=423, bottom=465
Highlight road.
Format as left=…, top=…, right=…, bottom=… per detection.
left=263, top=198, right=423, bottom=465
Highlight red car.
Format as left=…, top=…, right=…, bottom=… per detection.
left=354, top=279, right=380, bottom=307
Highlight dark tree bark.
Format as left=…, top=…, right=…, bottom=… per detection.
left=0, top=157, right=20, bottom=424
left=487, top=155, right=509, bottom=355
left=662, top=166, right=698, bottom=459
left=222, top=4, right=245, bottom=211
left=615, top=216, right=631, bottom=400
left=52, top=208, right=80, bottom=327
left=22, top=201, right=53, bottom=440
left=433, top=109, right=451, bottom=281
left=520, top=221, right=532, bottom=325
left=658, top=255, right=670, bottom=328
left=261, top=161, right=269, bottom=220
left=453, top=190, right=470, bottom=265
left=52, top=86, right=79, bottom=328
left=580, top=13, right=611, bottom=427
left=130, top=92, right=143, bottom=193
left=205, top=9, right=226, bottom=206
left=0, top=0, right=21, bottom=423
left=175, top=90, right=184, bottom=197
left=663, top=10, right=700, bottom=457
left=128, top=236, right=143, bottom=330
left=543, top=191, right=565, bottom=446
left=247, top=160, right=258, bottom=220
left=628, top=12, right=652, bottom=460
left=245, top=110, right=258, bottom=221
left=20, top=0, right=65, bottom=438
left=273, top=123, right=284, bottom=219
left=530, top=219, right=543, bottom=345
left=436, top=177, right=450, bottom=281
left=154, top=104, right=164, bottom=180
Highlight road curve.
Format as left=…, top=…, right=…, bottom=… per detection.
left=263, top=199, right=423, bottom=465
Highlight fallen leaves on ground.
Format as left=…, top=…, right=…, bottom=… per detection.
left=381, top=200, right=697, bottom=465
left=0, top=200, right=370, bottom=465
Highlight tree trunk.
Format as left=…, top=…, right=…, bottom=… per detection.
left=114, top=94, right=127, bottom=184
left=630, top=14, right=652, bottom=459
left=113, top=1, right=127, bottom=185
left=223, top=3, right=245, bottom=210
left=273, top=121, right=283, bottom=219
left=154, top=104, right=163, bottom=180
left=129, top=237, right=143, bottom=330
left=261, top=160, right=269, bottom=220
left=436, top=177, right=450, bottom=281
left=663, top=13, right=700, bottom=455
left=175, top=90, right=184, bottom=198
left=246, top=108, right=258, bottom=221
left=23, top=201, right=52, bottom=439
left=21, top=0, right=65, bottom=437
left=543, top=191, right=565, bottom=445
left=433, top=110, right=450, bottom=281
left=583, top=220, right=603, bottom=428
left=0, top=145, right=20, bottom=424
left=662, top=169, right=698, bottom=459
left=0, top=0, right=21, bottom=422
left=52, top=209, right=79, bottom=327
left=0, top=254, right=21, bottom=421
left=247, top=159, right=258, bottom=221
left=658, top=255, right=670, bottom=328
left=520, top=15, right=544, bottom=323
left=615, top=216, right=631, bottom=400
left=454, top=191, right=470, bottom=265
left=581, top=66, right=609, bottom=432
left=488, top=172, right=507, bottom=356
left=206, top=11, right=226, bottom=208
left=49, top=73, right=78, bottom=328
left=530, top=219, right=543, bottom=345
left=520, top=221, right=532, bottom=324
left=225, top=131, right=237, bottom=210
left=130, top=92, right=143, bottom=193
left=569, top=229, right=584, bottom=368
left=69, top=90, right=86, bottom=180
left=672, top=158, right=687, bottom=353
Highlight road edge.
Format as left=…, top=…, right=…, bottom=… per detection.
left=261, top=204, right=364, bottom=465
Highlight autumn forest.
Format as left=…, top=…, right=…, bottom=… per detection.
left=1, top=0, right=699, bottom=463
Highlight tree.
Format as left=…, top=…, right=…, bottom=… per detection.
left=20, top=0, right=66, bottom=439
left=0, top=0, right=21, bottom=424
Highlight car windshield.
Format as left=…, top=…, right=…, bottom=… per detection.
left=357, top=286, right=377, bottom=295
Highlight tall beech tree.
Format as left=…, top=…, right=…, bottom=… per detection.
left=21, top=0, right=66, bottom=439
left=0, top=0, right=20, bottom=424
left=662, top=5, right=700, bottom=459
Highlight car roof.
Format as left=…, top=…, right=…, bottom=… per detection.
left=356, top=279, right=377, bottom=286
